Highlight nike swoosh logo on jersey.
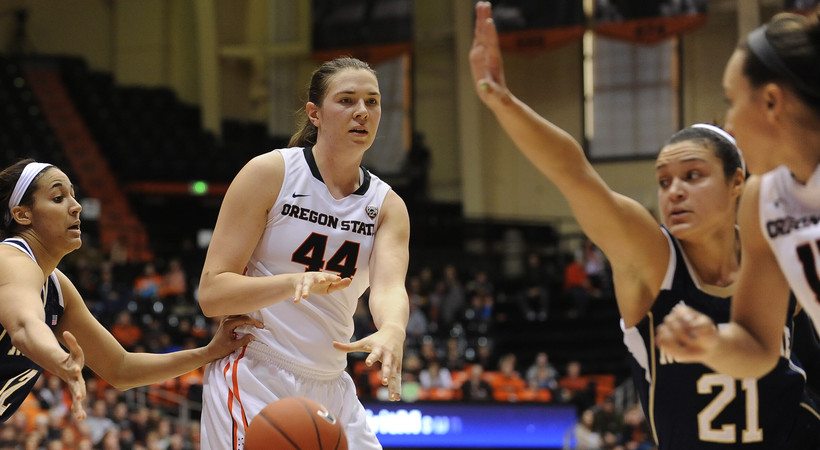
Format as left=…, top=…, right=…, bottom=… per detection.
left=292, top=193, right=310, bottom=198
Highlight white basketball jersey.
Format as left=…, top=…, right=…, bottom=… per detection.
left=759, top=164, right=820, bottom=332
left=242, top=146, right=391, bottom=376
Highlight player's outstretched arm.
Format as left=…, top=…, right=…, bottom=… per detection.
left=333, top=191, right=410, bottom=401
left=470, top=1, right=668, bottom=324
left=55, top=270, right=264, bottom=390
left=657, top=178, right=788, bottom=377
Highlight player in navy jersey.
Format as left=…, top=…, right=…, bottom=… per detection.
left=0, top=159, right=260, bottom=423
left=197, top=57, right=410, bottom=450
left=657, top=10, right=820, bottom=386
left=470, top=2, right=819, bottom=448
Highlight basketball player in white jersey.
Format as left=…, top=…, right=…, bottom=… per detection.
left=657, top=10, right=820, bottom=380
left=197, top=57, right=410, bottom=450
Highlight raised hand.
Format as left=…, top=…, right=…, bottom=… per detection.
left=292, top=272, right=352, bottom=303
left=656, top=303, right=719, bottom=363
left=469, top=1, right=509, bottom=107
left=205, top=315, right=265, bottom=360
left=59, top=331, right=87, bottom=421
left=333, top=323, right=405, bottom=401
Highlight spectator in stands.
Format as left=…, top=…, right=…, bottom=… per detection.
left=133, top=262, right=162, bottom=301
left=154, top=417, right=174, bottom=449
left=0, top=425, right=16, bottom=448
left=419, top=335, right=441, bottom=366
left=44, top=413, right=62, bottom=443
left=461, top=364, right=494, bottom=402
left=110, top=402, right=130, bottom=431
left=419, top=358, right=453, bottom=391
left=417, top=266, right=435, bottom=297
left=69, top=255, right=99, bottom=302
left=519, top=252, right=552, bottom=321
left=84, top=399, right=115, bottom=445
left=407, top=275, right=429, bottom=316
left=518, top=374, right=553, bottom=403
left=34, top=376, right=67, bottom=416
left=471, top=336, right=495, bottom=369
left=439, top=264, right=466, bottom=330
left=443, top=335, right=467, bottom=372
left=492, top=353, right=526, bottom=402
left=402, top=350, right=423, bottom=375
left=59, top=425, right=83, bottom=449
left=525, top=352, right=559, bottom=392
left=463, top=291, right=493, bottom=335
left=0, top=160, right=262, bottom=423
left=592, top=396, right=623, bottom=440
left=160, top=257, right=187, bottom=300
left=108, top=234, right=129, bottom=267
left=562, top=252, right=598, bottom=319
left=426, top=280, right=446, bottom=332
left=559, top=360, right=594, bottom=412
left=11, top=411, right=30, bottom=439
left=129, top=406, right=151, bottom=446
left=583, top=239, right=609, bottom=296
left=619, top=403, right=654, bottom=450
left=574, top=408, right=604, bottom=450
left=98, top=427, right=121, bottom=450
left=405, top=297, right=429, bottom=346
left=465, top=270, right=494, bottom=298
left=96, top=262, right=126, bottom=323
left=110, top=310, right=142, bottom=350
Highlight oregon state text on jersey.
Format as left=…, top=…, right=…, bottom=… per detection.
left=233, top=146, right=391, bottom=378
left=280, top=203, right=375, bottom=236
left=0, top=238, right=64, bottom=422
left=760, top=165, right=820, bottom=333
left=622, top=228, right=816, bottom=449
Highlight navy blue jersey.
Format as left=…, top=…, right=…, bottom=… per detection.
left=623, top=228, right=819, bottom=449
left=0, top=238, right=64, bottom=422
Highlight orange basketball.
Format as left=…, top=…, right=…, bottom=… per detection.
left=244, top=397, right=348, bottom=450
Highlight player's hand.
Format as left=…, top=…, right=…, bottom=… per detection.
left=292, top=272, right=352, bottom=303
left=205, top=315, right=264, bottom=360
left=656, top=304, right=719, bottom=363
left=333, top=323, right=406, bottom=401
left=59, top=331, right=87, bottom=421
left=469, top=1, right=511, bottom=108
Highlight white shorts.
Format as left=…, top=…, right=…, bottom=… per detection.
left=200, top=341, right=381, bottom=450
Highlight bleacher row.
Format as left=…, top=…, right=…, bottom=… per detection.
left=352, top=360, right=616, bottom=404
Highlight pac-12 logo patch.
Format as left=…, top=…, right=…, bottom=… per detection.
left=366, top=205, right=378, bottom=219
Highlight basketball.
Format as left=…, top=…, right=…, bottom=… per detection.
left=244, top=397, right=348, bottom=450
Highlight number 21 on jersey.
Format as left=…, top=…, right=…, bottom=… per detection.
left=697, top=374, right=762, bottom=444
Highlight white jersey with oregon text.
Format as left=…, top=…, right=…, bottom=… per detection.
left=238, top=146, right=391, bottom=377
left=759, top=164, right=820, bottom=332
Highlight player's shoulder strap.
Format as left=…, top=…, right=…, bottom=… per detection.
left=0, top=237, right=35, bottom=261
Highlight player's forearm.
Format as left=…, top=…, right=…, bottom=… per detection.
left=112, top=348, right=211, bottom=391
left=370, top=287, right=409, bottom=332
left=10, top=319, right=72, bottom=377
left=703, top=323, right=780, bottom=378
left=199, top=271, right=298, bottom=317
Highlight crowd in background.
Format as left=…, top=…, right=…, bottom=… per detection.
left=0, top=232, right=654, bottom=450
